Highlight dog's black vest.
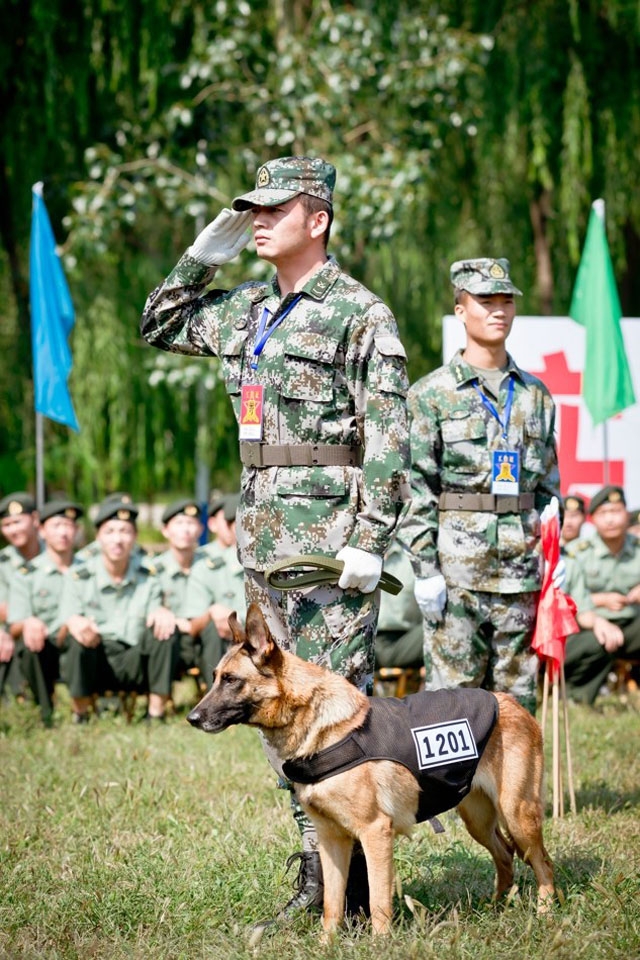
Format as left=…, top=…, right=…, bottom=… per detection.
left=283, top=688, right=499, bottom=823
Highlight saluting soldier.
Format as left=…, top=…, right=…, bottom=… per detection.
left=0, top=492, right=43, bottom=700
left=152, top=498, right=211, bottom=685
left=564, top=485, right=640, bottom=703
left=58, top=497, right=179, bottom=723
left=140, top=156, right=411, bottom=926
left=8, top=499, right=83, bottom=725
left=183, top=493, right=246, bottom=683
left=399, top=258, right=562, bottom=716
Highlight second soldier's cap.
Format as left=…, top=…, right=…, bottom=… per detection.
left=589, top=485, right=626, bottom=515
left=564, top=494, right=586, bottom=514
left=450, top=258, right=523, bottom=296
left=208, top=493, right=240, bottom=523
left=0, top=492, right=37, bottom=518
left=161, top=498, right=202, bottom=524
left=232, top=156, right=336, bottom=211
left=40, top=499, right=84, bottom=523
left=94, top=496, right=139, bottom=528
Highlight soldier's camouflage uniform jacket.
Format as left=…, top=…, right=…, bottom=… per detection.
left=140, top=256, right=411, bottom=572
left=400, top=350, right=560, bottom=593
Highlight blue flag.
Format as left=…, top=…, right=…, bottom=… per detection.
left=29, top=183, right=79, bottom=431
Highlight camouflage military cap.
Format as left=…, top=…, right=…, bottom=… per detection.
left=40, top=499, right=84, bottom=523
left=589, top=485, right=626, bottom=515
left=232, top=156, right=336, bottom=211
left=450, top=258, right=523, bottom=296
left=161, top=498, right=202, bottom=524
left=563, top=494, right=586, bottom=514
left=94, top=497, right=139, bottom=528
left=0, top=491, right=37, bottom=518
left=208, top=492, right=240, bottom=523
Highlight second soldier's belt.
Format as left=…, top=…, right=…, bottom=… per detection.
left=240, top=442, right=362, bottom=469
left=439, top=492, right=535, bottom=514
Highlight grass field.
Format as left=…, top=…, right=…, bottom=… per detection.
left=1, top=684, right=639, bottom=960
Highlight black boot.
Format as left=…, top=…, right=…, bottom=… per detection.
left=252, top=851, right=324, bottom=934
left=345, top=843, right=370, bottom=919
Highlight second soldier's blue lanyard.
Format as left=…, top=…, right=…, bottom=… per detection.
left=250, top=295, right=302, bottom=370
left=473, top=374, right=515, bottom=441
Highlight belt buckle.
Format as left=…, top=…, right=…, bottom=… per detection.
left=243, top=444, right=262, bottom=468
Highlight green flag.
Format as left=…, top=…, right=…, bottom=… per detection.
left=569, top=199, right=636, bottom=425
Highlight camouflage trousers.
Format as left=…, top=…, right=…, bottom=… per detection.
left=423, top=586, right=539, bottom=716
left=244, top=568, right=379, bottom=690
left=245, top=567, right=380, bottom=852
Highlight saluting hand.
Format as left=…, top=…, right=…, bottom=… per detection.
left=188, top=208, right=252, bottom=266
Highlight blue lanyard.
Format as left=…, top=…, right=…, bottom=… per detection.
left=473, top=375, right=515, bottom=441
left=250, top=295, right=302, bottom=370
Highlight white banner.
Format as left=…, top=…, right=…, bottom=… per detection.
left=442, top=315, right=640, bottom=511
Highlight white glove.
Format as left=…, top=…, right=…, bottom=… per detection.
left=336, top=547, right=383, bottom=594
left=187, top=208, right=252, bottom=266
left=551, top=556, right=566, bottom=590
left=414, top=575, right=447, bottom=621
left=540, top=496, right=560, bottom=527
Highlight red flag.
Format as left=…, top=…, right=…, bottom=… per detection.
left=531, top=499, right=580, bottom=681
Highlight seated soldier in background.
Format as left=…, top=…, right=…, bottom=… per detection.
left=8, top=499, right=83, bottom=725
left=0, top=492, right=43, bottom=701
left=374, top=539, right=423, bottom=673
left=59, top=497, right=179, bottom=723
left=564, top=485, right=640, bottom=703
left=152, top=498, right=212, bottom=687
left=561, top=494, right=587, bottom=550
left=183, top=493, right=245, bottom=684
left=75, top=492, right=148, bottom=566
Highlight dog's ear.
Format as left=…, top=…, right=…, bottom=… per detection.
left=228, top=611, right=246, bottom=645
left=243, top=602, right=278, bottom=667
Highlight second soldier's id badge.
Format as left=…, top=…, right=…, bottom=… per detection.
left=239, top=384, right=264, bottom=441
left=491, top=449, right=520, bottom=495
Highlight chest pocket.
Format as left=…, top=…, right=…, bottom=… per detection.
left=281, top=333, right=340, bottom=403
left=220, top=330, right=249, bottom=395
left=441, top=412, right=487, bottom=474
left=522, top=417, right=546, bottom=475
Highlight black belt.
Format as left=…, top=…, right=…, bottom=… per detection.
left=265, top=555, right=403, bottom=595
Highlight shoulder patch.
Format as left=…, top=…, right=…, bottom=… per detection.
left=73, top=566, right=92, bottom=580
left=206, top=556, right=225, bottom=570
left=565, top=539, right=591, bottom=558
left=18, top=561, right=34, bottom=575
left=0, top=552, right=10, bottom=564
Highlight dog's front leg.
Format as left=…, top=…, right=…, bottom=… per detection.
left=313, top=817, right=353, bottom=940
left=360, top=817, right=395, bottom=935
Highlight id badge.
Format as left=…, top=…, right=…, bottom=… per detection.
left=491, top=449, right=520, bottom=495
left=239, top=384, right=264, bottom=441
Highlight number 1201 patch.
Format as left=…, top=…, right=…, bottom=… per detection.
left=411, top=719, right=478, bottom=770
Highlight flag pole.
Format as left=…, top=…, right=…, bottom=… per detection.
left=35, top=412, right=45, bottom=510
left=595, top=200, right=611, bottom=486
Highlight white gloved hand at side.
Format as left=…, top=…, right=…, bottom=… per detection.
left=336, top=547, right=383, bottom=594
left=414, top=574, right=447, bottom=621
left=187, top=208, right=252, bottom=266
left=539, top=496, right=560, bottom=527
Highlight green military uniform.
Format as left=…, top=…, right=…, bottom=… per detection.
left=374, top=540, right=423, bottom=670
left=58, top=501, right=178, bottom=702
left=140, top=157, right=411, bottom=691
left=183, top=543, right=247, bottom=683
left=7, top=500, right=83, bottom=722
left=0, top=492, right=43, bottom=699
left=565, top=506, right=640, bottom=704
left=399, top=260, right=560, bottom=715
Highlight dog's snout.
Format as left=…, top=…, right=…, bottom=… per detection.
left=187, top=708, right=202, bottom=728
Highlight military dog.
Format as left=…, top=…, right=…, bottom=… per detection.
left=188, top=604, right=554, bottom=936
